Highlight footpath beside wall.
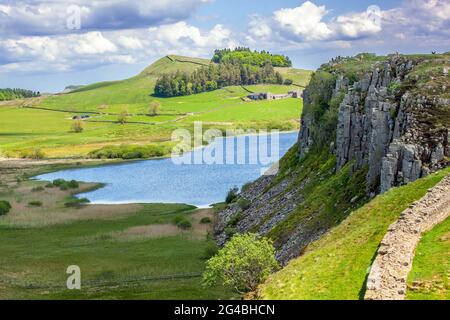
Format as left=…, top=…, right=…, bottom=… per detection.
left=365, top=175, right=450, bottom=300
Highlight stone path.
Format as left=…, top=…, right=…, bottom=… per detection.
left=365, top=174, right=450, bottom=300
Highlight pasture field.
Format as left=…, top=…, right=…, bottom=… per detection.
left=0, top=56, right=311, bottom=158
left=0, top=160, right=234, bottom=299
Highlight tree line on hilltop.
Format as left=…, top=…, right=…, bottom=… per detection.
left=212, top=47, right=292, bottom=67
left=154, top=48, right=292, bottom=98
left=0, top=88, right=40, bottom=101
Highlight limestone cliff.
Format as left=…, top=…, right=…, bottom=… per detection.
left=215, top=53, right=450, bottom=265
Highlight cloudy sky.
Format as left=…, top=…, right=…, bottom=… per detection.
left=0, top=0, right=449, bottom=92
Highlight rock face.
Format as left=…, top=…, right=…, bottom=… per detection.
left=215, top=54, right=450, bottom=265
left=301, top=56, right=449, bottom=194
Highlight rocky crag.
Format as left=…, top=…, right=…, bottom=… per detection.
left=215, top=53, right=450, bottom=265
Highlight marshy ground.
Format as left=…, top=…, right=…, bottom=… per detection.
left=0, top=159, right=234, bottom=299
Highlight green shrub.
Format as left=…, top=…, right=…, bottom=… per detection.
left=202, top=241, right=219, bottom=260
left=200, top=217, right=212, bottom=224
left=224, top=227, right=237, bottom=238
left=28, top=201, right=43, bottom=207
left=177, top=219, right=192, bottom=230
left=122, top=151, right=143, bottom=160
left=60, top=185, right=68, bottom=191
left=88, top=144, right=170, bottom=160
left=172, top=215, right=185, bottom=225
left=203, top=233, right=279, bottom=293
left=67, top=180, right=79, bottom=189
left=172, top=215, right=192, bottom=229
left=241, top=182, right=253, bottom=193
left=212, top=202, right=228, bottom=213
left=0, top=200, right=12, bottom=216
left=45, top=183, right=55, bottom=188
left=227, top=212, right=242, bottom=227
left=64, top=198, right=90, bottom=208
left=388, top=81, right=401, bottom=95
left=52, top=179, right=66, bottom=186
left=225, top=186, right=239, bottom=204
left=19, top=148, right=45, bottom=159
left=237, top=199, right=251, bottom=211
left=31, top=186, right=45, bottom=192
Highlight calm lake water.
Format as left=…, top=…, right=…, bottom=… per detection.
left=36, top=132, right=298, bottom=207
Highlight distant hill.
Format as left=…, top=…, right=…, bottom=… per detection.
left=61, top=85, right=84, bottom=94
left=40, top=55, right=310, bottom=111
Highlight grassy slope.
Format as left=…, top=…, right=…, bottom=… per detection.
left=274, top=67, right=312, bottom=88
left=0, top=56, right=312, bottom=158
left=259, top=167, right=450, bottom=300
left=407, top=217, right=450, bottom=300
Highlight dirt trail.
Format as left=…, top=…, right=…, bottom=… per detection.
left=365, top=175, right=450, bottom=300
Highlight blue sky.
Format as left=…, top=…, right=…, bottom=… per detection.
left=0, top=0, right=448, bottom=92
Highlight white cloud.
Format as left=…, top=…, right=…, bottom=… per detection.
left=0, top=0, right=208, bottom=36
left=274, top=1, right=332, bottom=41
left=332, top=8, right=382, bottom=39
left=73, top=32, right=117, bottom=55
left=0, top=22, right=235, bottom=74
left=247, top=0, right=449, bottom=50
left=117, top=36, right=143, bottom=50
left=248, top=15, right=272, bottom=40
left=149, top=22, right=232, bottom=48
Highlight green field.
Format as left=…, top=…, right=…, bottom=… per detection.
left=0, top=55, right=311, bottom=158
left=407, top=217, right=450, bottom=300
left=258, top=167, right=450, bottom=300
left=0, top=182, right=234, bottom=299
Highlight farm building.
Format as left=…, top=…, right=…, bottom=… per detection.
left=247, top=90, right=303, bottom=101
left=72, top=114, right=90, bottom=120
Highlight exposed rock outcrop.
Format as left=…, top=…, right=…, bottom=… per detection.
left=215, top=53, right=450, bottom=265
left=301, top=56, right=449, bottom=194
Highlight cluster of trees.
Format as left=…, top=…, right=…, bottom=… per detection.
left=0, top=88, right=40, bottom=101
left=212, top=47, right=292, bottom=67
left=154, top=61, right=284, bottom=97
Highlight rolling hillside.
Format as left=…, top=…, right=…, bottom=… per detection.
left=0, top=55, right=312, bottom=158
left=258, top=167, right=450, bottom=299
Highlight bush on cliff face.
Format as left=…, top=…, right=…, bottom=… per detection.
left=225, top=186, right=239, bottom=204
left=302, top=71, right=340, bottom=149
left=0, top=200, right=12, bottom=216
left=203, top=233, right=279, bottom=294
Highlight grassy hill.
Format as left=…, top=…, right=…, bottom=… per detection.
left=0, top=55, right=312, bottom=158
left=258, top=167, right=450, bottom=300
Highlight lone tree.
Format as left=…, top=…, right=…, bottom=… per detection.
left=149, top=101, right=161, bottom=116
left=203, top=233, right=279, bottom=294
left=118, top=110, right=128, bottom=124
left=71, top=119, right=83, bottom=133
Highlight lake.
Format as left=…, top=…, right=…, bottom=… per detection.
left=36, top=132, right=298, bottom=207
